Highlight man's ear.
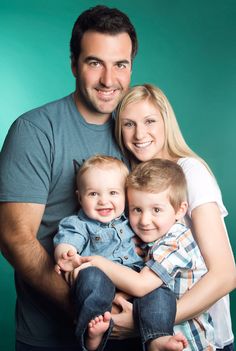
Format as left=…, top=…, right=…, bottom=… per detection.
left=71, top=59, right=78, bottom=78
left=175, top=201, right=188, bottom=221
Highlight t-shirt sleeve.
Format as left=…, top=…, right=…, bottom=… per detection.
left=178, top=158, right=228, bottom=218
left=0, top=117, right=52, bottom=204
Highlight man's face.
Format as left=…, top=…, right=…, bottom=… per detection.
left=72, top=31, right=132, bottom=124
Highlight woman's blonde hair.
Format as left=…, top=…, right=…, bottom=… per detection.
left=126, top=158, right=187, bottom=211
left=115, top=84, right=211, bottom=172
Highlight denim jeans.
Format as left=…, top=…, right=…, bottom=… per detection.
left=16, top=267, right=176, bottom=351
left=133, top=285, right=176, bottom=350
left=74, top=266, right=176, bottom=351
left=216, top=343, right=234, bottom=351
left=16, top=339, right=142, bottom=351
left=73, top=266, right=116, bottom=351
left=15, top=340, right=235, bottom=351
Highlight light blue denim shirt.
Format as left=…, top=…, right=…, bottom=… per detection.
left=54, top=209, right=143, bottom=269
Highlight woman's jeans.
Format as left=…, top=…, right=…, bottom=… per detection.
left=74, top=266, right=176, bottom=351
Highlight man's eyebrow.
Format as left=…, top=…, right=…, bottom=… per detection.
left=84, top=56, right=103, bottom=63
left=84, top=57, right=131, bottom=65
left=116, top=59, right=130, bottom=65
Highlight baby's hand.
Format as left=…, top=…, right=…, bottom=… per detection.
left=55, top=249, right=82, bottom=273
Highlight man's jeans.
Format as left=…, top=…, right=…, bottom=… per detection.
left=74, top=266, right=176, bottom=351
left=16, top=339, right=142, bottom=351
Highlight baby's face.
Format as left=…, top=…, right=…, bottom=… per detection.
left=127, top=187, right=178, bottom=243
left=78, top=166, right=126, bottom=223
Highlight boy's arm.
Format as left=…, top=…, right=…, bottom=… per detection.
left=80, top=256, right=163, bottom=297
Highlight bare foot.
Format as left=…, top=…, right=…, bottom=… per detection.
left=149, top=332, right=188, bottom=351
left=86, top=311, right=111, bottom=351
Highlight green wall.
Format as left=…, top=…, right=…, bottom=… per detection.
left=0, top=0, right=235, bottom=349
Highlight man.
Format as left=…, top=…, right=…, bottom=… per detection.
left=0, top=6, right=137, bottom=350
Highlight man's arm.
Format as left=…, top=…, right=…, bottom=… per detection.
left=0, top=202, right=72, bottom=313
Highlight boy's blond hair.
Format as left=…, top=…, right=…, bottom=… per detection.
left=76, top=154, right=129, bottom=190
left=126, top=158, right=187, bottom=211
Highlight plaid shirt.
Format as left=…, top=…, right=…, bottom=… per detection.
left=146, top=222, right=215, bottom=350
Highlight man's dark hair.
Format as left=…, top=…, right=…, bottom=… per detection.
left=70, top=5, right=138, bottom=64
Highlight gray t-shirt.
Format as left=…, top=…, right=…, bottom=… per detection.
left=0, top=94, right=125, bottom=347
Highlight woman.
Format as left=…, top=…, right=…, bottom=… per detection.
left=114, top=84, right=236, bottom=350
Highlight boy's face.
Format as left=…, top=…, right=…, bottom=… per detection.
left=127, top=188, right=183, bottom=243
left=78, top=166, right=126, bottom=223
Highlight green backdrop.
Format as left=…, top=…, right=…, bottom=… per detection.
left=0, top=0, right=235, bottom=349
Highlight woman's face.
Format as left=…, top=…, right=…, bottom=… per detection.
left=120, top=99, right=167, bottom=162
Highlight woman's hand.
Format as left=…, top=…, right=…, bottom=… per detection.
left=110, top=293, right=138, bottom=339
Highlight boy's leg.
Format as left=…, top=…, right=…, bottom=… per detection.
left=133, top=286, right=176, bottom=351
left=73, top=266, right=116, bottom=351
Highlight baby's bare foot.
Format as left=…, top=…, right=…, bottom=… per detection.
left=149, top=332, right=188, bottom=351
left=86, top=311, right=111, bottom=351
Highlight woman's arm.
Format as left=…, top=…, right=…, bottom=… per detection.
left=176, top=202, right=236, bottom=323
left=80, top=255, right=163, bottom=297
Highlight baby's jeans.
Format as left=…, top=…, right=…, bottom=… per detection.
left=133, top=285, right=176, bottom=350
left=73, top=266, right=176, bottom=351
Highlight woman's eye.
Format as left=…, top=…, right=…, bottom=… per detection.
left=123, top=121, right=134, bottom=128
left=146, top=119, right=156, bottom=125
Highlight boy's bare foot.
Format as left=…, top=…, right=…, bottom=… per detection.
left=149, top=332, right=188, bottom=351
left=86, top=311, right=111, bottom=351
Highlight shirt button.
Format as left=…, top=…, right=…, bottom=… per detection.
left=124, top=255, right=128, bottom=260
left=95, top=236, right=100, bottom=241
left=120, top=229, right=123, bottom=234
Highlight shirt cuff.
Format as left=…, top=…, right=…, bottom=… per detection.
left=146, top=258, right=174, bottom=286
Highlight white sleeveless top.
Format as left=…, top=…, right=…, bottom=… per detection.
left=178, top=157, right=234, bottom=348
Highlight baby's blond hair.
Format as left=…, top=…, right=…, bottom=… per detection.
left=76, top=155, right=129, bottom=190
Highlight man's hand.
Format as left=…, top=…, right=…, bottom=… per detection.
left=110, top=293, right=138, bottom=339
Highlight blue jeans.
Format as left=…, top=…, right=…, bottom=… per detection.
left=216, top=343, right=234, bottom=351
left=15, top=340, right=235, bottom=351
left=133, top=285, right=176, bottom=348
left=73, top=267, right=116, bottom=351
left=16, top=339, right=142, bottom=351
left=74, top=267, right=176, bottom=351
